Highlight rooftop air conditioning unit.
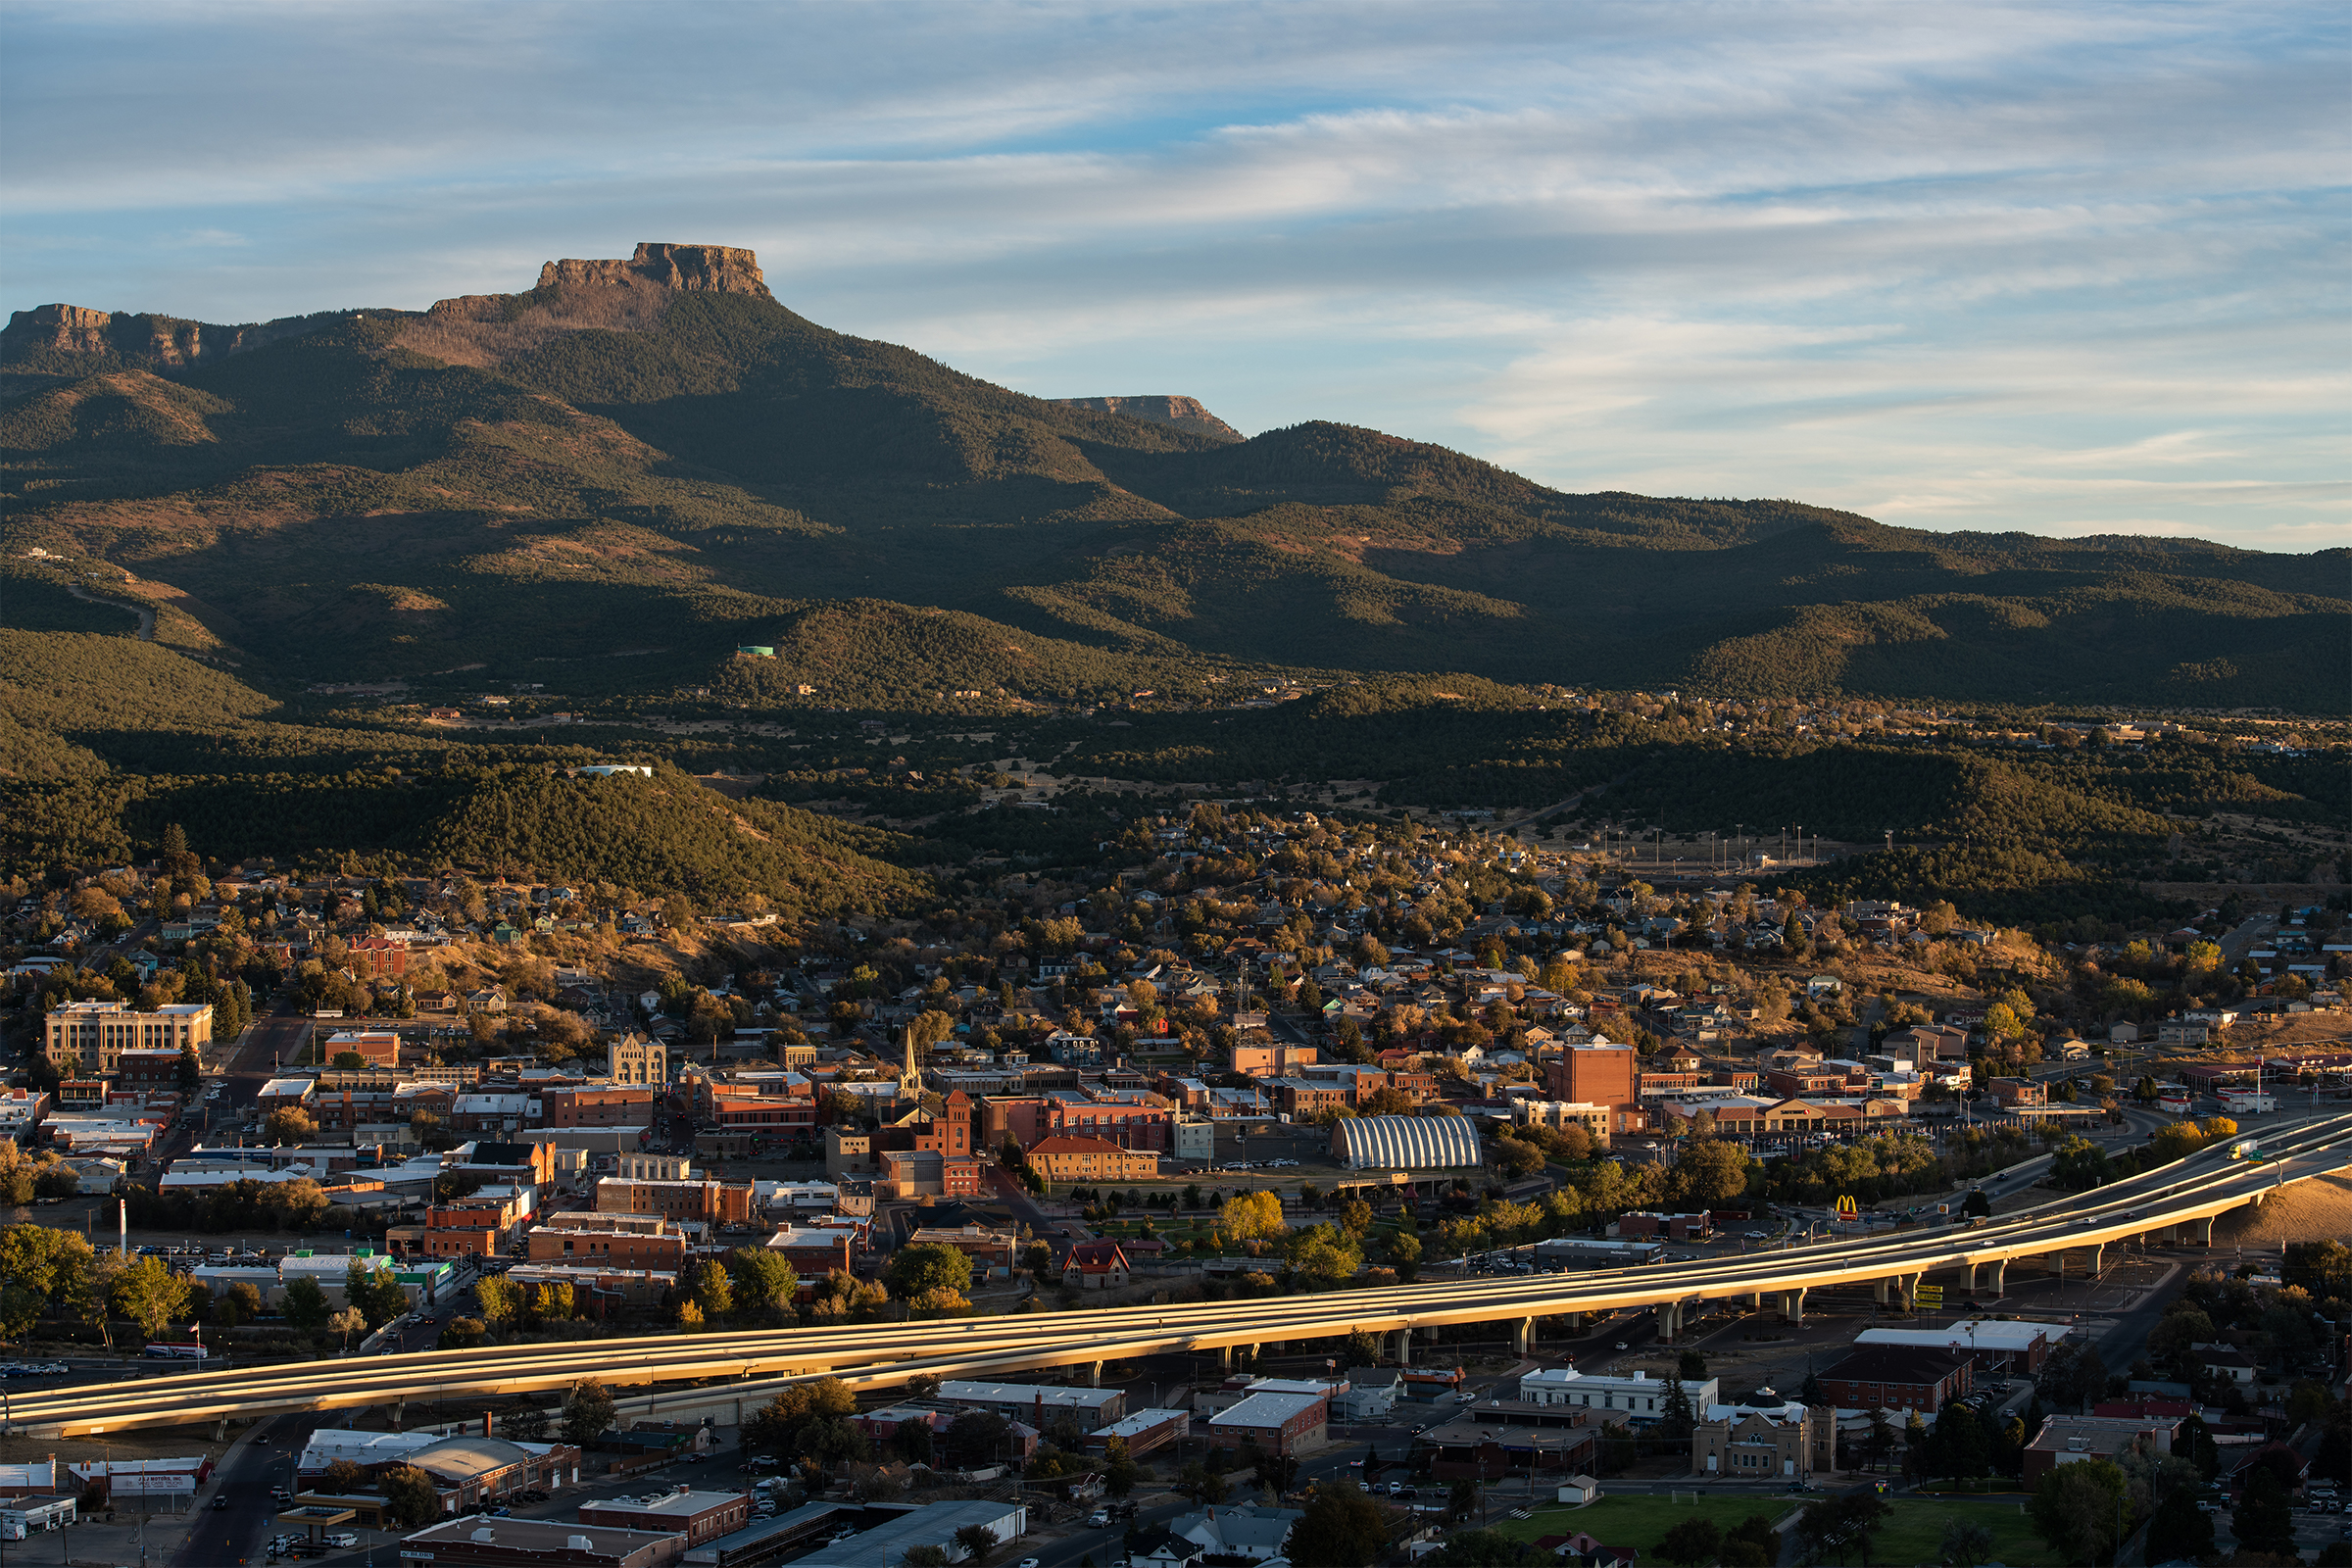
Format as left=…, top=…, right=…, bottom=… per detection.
left=2067, top=1439, right=2087, bottom=1452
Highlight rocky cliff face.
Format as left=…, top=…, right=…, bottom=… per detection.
left=535, top=242, right=771, bottom=297
left=5, top=304, right=116, bottom=356
left=0, top=303, right=274, bottom=367
left=405, top=242, right=773, bottom=367
left=1053, top=395, right=1244, bottom=443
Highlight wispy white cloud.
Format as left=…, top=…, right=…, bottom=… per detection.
left=0, top=0, right=2341, bottom=548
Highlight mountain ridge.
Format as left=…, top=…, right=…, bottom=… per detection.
left=3, top=243, right=2342, bottom=712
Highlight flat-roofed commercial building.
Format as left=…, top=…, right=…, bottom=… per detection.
left=933, top=1381, right=1126, bottom=1424
left=1852, top=1320, right=2053, bottom=1376
left=1205, top=1391, right=1327, bottom=1456
left=580, top=1490, right=752, bottom=1547
left=398, top=1517, right=685, bottom=1568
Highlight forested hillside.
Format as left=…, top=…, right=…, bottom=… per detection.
left=3, top=761, right=925, bottom=917
left=3, top=245, right=2340, bottom=710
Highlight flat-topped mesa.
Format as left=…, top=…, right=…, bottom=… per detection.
left=1054, top=394, right=1244, bottom=443
left=0, top=302, right=332, bottom=367
left=538, top=242, right=770, bottom=297
left=6, top=304, right=117, bottom=356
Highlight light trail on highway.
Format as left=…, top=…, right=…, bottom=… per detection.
left=16, top=1110, right=2347, bottom=1437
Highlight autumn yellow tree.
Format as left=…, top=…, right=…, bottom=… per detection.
left=1220, top=1190, right=1287, bottom=1242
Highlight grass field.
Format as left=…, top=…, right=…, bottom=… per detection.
left=1487, top=1494, right=1790, bottom=1556
left=1868, top=1495, right=2058, bottom=1567
left=1481, top=1492, right=2063, bottom=1567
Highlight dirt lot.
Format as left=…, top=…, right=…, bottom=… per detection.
left=2210, top=1169, right=2352, bottom=1248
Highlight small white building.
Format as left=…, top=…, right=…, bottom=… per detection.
left=1337, top=1367, right=1399, bottom=1420
left=1518, top=1366, right=1718, bottom=1424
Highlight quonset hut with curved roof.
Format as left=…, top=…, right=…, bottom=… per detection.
left=1331, top=1114, right=1482, bottom=1170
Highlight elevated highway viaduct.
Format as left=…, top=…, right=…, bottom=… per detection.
left=18, top=1112, right=2349, bottom=1438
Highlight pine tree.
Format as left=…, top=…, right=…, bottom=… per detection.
left=1660, top=1370, right=1695, bottom=1439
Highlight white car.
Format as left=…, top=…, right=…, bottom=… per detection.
left=324, top=1533, right=360, bottom=1548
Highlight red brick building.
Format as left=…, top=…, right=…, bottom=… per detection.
left=413, top=1192, right=527, bottom=1258
left=1025, top=1134, right=1159, bottom=1184
left=1543, top=1043, right=1641, bottom=1139
left=527, top=1215, right=690, bottom=1272
left=345, top=936, right=410, bottom=979
left=577, top=1489, right=748, bottom=1546
left=541, top=1085, right=658, bottom=1128
left=593, top=1175, right=756, bottom=1226
left=1816, top=1346, right=1972, bottom=1415
left=323, top=1030, right=402, bottom=1067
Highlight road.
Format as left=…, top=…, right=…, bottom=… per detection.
left=63, top=579, right=156, bottom=640
left=172, top=1413, right=308, bottom=1567
left=2218, top=913, right=2278, bottom=965
left=22, top=1111, right=2350, bottom=1438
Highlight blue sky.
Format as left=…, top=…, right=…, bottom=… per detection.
left=5, top=0, right=2344, bottom=550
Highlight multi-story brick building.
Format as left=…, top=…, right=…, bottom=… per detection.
left=414, top=1190, right=528, bottom=1258
left=1542, top=1042, right=1640, bottom=1142
left=593, top=1167, right=756, bottom=1226
left=44, top=1001, right=212, bottom=1076
left=1230, top=1042, right=1319, bottom=1078
left=344, top=936, right=409, bottom=980
left=541, top=1084, right=658, bottom=1128
left=876, top=1150, right=984, bottom=1200
left=1815, top=1346, right=1972, bottom=1415
left=322, top=1030, right=402, bottom=1067
left=1024, top=1134, right=1158, bottom=1185
left=1269, top=1077, right=1351, bottom=1120
left=113, top=1049, right=187, bottom=1093
left=1762, top=1066, right=1850, bottom=1098
left=527, top=1212, right=691, bottom=1272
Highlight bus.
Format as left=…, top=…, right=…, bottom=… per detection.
left=142, top=1343, right=210, bottom=1360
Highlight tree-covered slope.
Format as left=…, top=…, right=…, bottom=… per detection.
left=3, top=253, right=2341, bottom=710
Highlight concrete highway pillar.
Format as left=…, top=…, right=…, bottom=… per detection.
left=2195, top=1215, right=2215, bottom=1245
left=1987, top=1258, right=2006, bottom=1297
left=1088, top=1361, right=1104, bottom=1388
left=2086, top=1246, right=2102, bottom=1276
left=391, top=1399, right=405, bottom=1432
left=1513, top=1318, right=1535, bottom=1356
left=1900, top=1273, right=1921, bottom=1310
left=1873, top=1279, right=1888, bottom=1305
left=1780, top=1288, right=1806, bottom=1323
left=1218, top=1346, right=1233, bottom=1370
left=1963, top=1262, right=1980, bottom=1296
left=1658, top=1302, right=1681, bottom=1343
left=1396, top=1330, right=1413, bottom=1365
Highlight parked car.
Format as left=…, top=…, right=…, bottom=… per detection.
left=324, top=1533, right=360, bottom=1548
